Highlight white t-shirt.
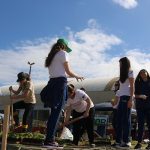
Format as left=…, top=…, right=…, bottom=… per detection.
left=66, top=89, right=94, bottom=113
left=48, top=50, right=69, bottom=78
left=119, top=70, right=134, bottom=96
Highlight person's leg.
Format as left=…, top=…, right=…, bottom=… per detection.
left=136, top=109, right=145, bottom=143
left=44, top=77, right=67, bottom=146
left=85, top=107, right=95, bottom=144
left=112, top=109, right=117, bottom=131
left=121, top=96, right=131, bottom=144
left=23, top=103, right=34, bottom=131
left=45, top=105, right=63, bottom=143
left=115, top=99, right=123, bottom=144
left=112, top=109, right=117, bottom=139
left=117, top=96, right=131, bottom=149
left=72, top=120, right=83, bottom=145
left=13, top=101, right=26, bottom=126
left=134, top=109, right=145, bottom=149
left=122, top=107, right=131, bottom=143
left=145, top=109, right=150, bottom=149
left=72, top=110, right=83, bottom=145
left=122, top=97, right=131, bottom=143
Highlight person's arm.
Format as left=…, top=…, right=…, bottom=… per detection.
left=135, top=94, right=147, bottom=99
left=84, top=97, right=92, bottom=117
left=10, top=82, right=31, bottom=100
left=10, top=88, right=30, bottom=100
left=113, top=96, right=119, bottom=106
left=64, top=106, right=72, bottom=123
left=64, top=62, right=84, bottom=81
left=9, top=86, right=22, bottom=95
left=128, top=77, right=134, bottom=108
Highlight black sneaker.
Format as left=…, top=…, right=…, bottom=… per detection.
left=146, top=142, right=150, bottom=149
left=134, top=143, right=142, bottom=149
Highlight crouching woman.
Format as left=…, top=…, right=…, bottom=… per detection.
left=64, top=84, right=95, bottom=147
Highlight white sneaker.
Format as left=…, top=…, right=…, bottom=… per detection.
left=118, top=143, right=130, bottom=149
left=127, top=142, right=131, bottom=147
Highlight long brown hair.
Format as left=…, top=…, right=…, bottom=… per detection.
left=119, top=57, right=131, bottom=83
left=45, top=42, right=67, bottom=67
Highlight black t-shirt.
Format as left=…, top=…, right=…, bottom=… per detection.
left=135, top=80, right=150, bottom=109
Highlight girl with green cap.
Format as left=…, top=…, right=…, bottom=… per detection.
left=42, top=38, right=84, bottom=149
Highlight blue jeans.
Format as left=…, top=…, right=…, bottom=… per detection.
left=116, top=96, right=131, bottom=143
left=45, top=104, right=65, bottom=142
left=45, top=77, right=67, bottom=142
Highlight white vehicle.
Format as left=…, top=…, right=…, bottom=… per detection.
left=0, top=77, right=118, bottom=109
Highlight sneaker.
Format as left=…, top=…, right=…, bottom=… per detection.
left=67, top=143, right=77, bottom=146
left=89, top=143, right=95, bottom=148
left=111, top=142, right=121, bottom=147
left=42, top=141, right=63, bottom=149
left=117, top=143, right=130, bottom=149
left=146, top=142, right=150, bottom=149
left=127, top=142, right=131, bottom=147
left=134, top=143, right=142, bottom=149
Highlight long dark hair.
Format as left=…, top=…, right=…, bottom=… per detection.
left=119, top=57, right=131, bottom=83
left=45, top=42, right=67, bottom=67
left=135, top=69, right=150, bottom=83
left=135, top=69, right=150, bottom=95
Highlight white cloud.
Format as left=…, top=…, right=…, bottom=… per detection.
left=112, top=0, right=138, bottom=9
left=0, top=19, right=150, bottom=86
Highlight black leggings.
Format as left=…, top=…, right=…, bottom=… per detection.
left=13, top=101, right=35, bottom=126
left=72, top=107, right=95, bottom=145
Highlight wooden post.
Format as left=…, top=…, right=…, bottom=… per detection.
left=9, top=91, right=14, bottom=130
left=1, top=105, right=10, bottom=150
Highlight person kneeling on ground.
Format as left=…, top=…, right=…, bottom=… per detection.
left=64, top=84, right=95, bottom=147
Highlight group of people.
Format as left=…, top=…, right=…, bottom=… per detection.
left=9, top=38, right=150, bottom=149
left=111, top=57, right=150, bottom=149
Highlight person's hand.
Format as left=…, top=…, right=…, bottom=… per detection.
left=10, top=95, right=17, bottom=100
left=83, top=111, right=89, bottom=118
left=9, top=86, right=12, bottom=91
left=139, top=95, right=147, bottom=100
left=127, top=99, right=132, bottom=108
left=111, top=99, right=115, bottom=106
left=75, top=76, right=84, bottom=82
left=59, top=122, right=66, bottom=128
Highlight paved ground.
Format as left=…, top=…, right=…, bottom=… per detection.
left=0, top=144, right=113, bottom=150
left=0, top=143, right=145, bottom=150
left=1, top=140, right=149, bottom=150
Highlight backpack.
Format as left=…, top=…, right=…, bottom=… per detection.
left=40, top=85, right=50, bottom=107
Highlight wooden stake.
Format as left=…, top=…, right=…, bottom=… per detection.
left=1, top=105, right=10, bottom=150
left=10, top=91, right=14, bottom=130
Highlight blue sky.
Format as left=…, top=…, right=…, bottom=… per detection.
left=0, top=0, right=150, bottom=86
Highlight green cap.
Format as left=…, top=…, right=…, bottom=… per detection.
left=57, top=38, right=72, bottom=53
